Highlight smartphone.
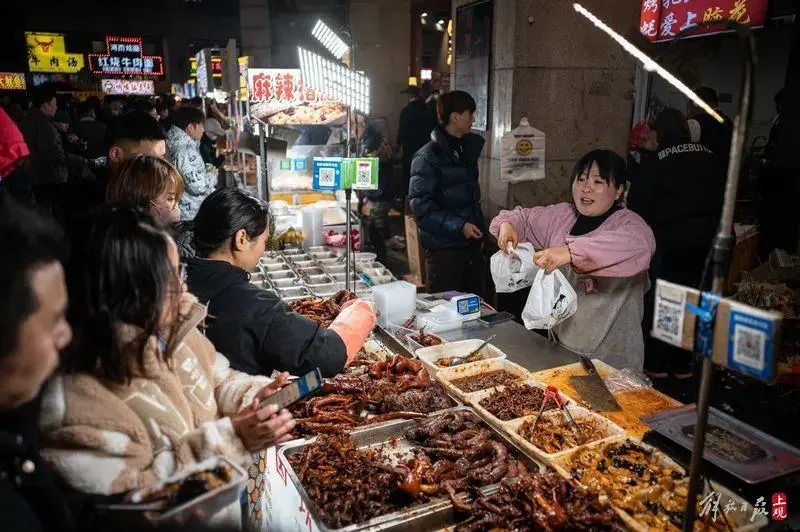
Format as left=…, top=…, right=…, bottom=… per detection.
left=478, top=311, right=515, bottom=326
left=259, top=368, right=322, bottom=411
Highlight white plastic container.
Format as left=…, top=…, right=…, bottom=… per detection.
left=416, top=306, right=464, bottom=333
left=371, top=281, right=416, bottom=327
left=301, top=207, right=323, bottom=247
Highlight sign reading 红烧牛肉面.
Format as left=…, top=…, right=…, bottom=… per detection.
left=87, top=36, right=163, bottom=76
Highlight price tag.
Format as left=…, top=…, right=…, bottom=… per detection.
left=312, top=157, right=343, bottom=190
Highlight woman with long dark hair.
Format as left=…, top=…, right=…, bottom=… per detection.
left=186, top=188, right=375, bottom=378
left=39, top=207, right=295, bottom=526
left=492, top=150, right=655, bottom=371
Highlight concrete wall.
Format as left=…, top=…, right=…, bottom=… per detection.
left=453, top=0, right=638, bottom=218
left=350, top=0, right=411, bottom=144
left=240, top=0, right=271, bottom=67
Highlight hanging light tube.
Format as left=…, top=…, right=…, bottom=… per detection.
left=572, top=3, right=723, bottom=123
left=312, top=19, right=350, bottom=61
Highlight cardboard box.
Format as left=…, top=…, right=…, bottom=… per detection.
left=404, top=210, right=427, bottom=290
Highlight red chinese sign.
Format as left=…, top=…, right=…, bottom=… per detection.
left=772, top=492, right=788, bottom=521
left=0, top=72, right=26, bottom=91
left=247, top=69, right=319, bottom=105
left=640, top=0, right=768, bottom=42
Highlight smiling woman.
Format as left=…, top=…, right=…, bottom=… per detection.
left=490, top=150, right=655, bottom=371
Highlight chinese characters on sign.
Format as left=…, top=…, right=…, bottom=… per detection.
left=25, top=32, right=85, bottom=74
left=0, top=73, right=26, bottom=91
left=248, top=69, right=321, bottom=105
left=100, top=79, right=155, bottom=96
left=640, top=0, right=768, bottom=42
left=88, top=36, right=163, bottom=76
left=697, top=491, right=786, bottom=525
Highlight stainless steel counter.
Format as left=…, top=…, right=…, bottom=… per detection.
left=436, top=319, right=579, bottom=373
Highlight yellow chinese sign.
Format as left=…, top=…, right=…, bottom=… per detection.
left=0, top=72, right=26, bottom=91
left=26, top=32, right=85, bottom=73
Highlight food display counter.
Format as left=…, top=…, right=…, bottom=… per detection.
left=243, top=248, right=793, bottom=531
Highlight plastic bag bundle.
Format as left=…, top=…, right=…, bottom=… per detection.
left=521, top=269, right=577, bottom=330
left=490, top=243, right=537, bottom=293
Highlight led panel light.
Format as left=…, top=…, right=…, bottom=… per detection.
left=312, top=19, right=350, bottom=61
left=573, top=3, right=723, bottom=124
left=298, top=47, right=370, bottom=115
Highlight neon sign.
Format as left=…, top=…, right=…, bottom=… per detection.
left=88, top=36, right=163, bottom=76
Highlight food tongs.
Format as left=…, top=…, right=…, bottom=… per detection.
left=531, top=385, right=582, bottom=438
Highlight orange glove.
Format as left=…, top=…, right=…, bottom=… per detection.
left=328, top=299, right=376, bottom=365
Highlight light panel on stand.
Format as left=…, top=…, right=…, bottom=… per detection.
left=297, top=47, right=370, bottom=115
left=311, top=20, right=350, bottom=61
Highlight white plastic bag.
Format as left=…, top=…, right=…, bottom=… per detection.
left=490, top=243, right=537, bottom=293
left=521, top=269, right=578, bottom=330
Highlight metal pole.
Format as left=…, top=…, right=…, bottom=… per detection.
left=258, top=120, right=268, bottom=201
left=681, top=25, right=755, bottom=532
left=343, top=26, right=356, bottom=292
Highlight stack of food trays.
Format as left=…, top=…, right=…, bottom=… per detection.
left=254, top=246, right=378, bottom=301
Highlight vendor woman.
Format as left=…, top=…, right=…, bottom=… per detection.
left=491, top=149, right=655, bottom=371
left=186, top=188, right=375, bottom=378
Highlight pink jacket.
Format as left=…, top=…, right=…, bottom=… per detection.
left=489, top=203, right=655, bottom=277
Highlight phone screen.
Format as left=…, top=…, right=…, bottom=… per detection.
left=259, top=368, right=322, bottom=411
left=478, top=311, right=514, bottom=325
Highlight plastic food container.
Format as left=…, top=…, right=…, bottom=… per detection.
left=504, top=405, right=625, bottom=462
left=372, top=281, right=416, bottom=327
left=468, top=378, right=575, bottom=432
left=127, top=456, right=246, bottom=525
left=417, top=339, right=509, bottom=376
left=391, top=325, right=445, bottom=355
left=415, top=307, right=464, bottom=334
left=434, top=357, right=528, bottom=402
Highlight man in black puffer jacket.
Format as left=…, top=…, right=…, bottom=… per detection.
left=409, top=90, right=486, bottom=296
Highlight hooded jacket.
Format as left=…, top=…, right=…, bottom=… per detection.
left=166, top=126, right=216, bottom=221
left=39, top=298, right=270, bottom=500
left=186, top=258, right=347, bottom=378
left=408, top=126, right=486, bottom=250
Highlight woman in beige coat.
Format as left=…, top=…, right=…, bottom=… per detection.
left=39, top=207, right=295, bottom=525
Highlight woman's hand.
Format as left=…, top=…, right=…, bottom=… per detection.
left=497, top=222, right=519, bottom=253
left=233, top=373, right=296, bottom=451
left=534, top=246, right=572, bottom=274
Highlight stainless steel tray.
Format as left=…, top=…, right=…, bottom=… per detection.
left=262, top=262, right=291, bottom=272
left=272, top=277, right=299, bottom=289
left=642, top=404, right=800, bottom=484
left=280, top=286, right=310, bottom=299
left=267, top=270, right=297, bottom=281
left=278, top=406, right=544, bottom=532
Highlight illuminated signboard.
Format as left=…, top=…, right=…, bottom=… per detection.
left=247, top=68, right=347, bottom=125
left=101, top=79, right=155, bottom=95
left=640, top=0, right=768, bottom=42
left=25, top=32, right=84, bottom=73
left=0, top=73, right=26, bottom=90
left=88, top=36, right=163, bottom=76
left=189, top=56, right=223, bottom=78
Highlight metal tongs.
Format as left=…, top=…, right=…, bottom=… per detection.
left=531, top=385, right=582, bottom=438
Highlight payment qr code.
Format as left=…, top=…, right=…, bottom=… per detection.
left=655, top=300, right=680, bottom=338
left=732, top=325, right=766, bottom=370
left=318, top=167, right=335, bottom=187
left=356, top=163, right=371, bottom=186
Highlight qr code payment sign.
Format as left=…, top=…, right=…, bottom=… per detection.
left=356, top=162, right=371, bottom=187
left=652, top=281, right=686, bottom=347
left=732, top=324, right=766, bottom=371
left=318, top=167, right=336, bottom=187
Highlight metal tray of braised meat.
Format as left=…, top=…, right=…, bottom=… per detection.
left=641, top=404, right=800, bottom=484
left=274, top=407, right=544, bottom=532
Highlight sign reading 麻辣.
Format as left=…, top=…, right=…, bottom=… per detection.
left=88, top=36, right=163, bottom=76
left=640, top=0, right=768, bottom=42
left=26, top=32, right=84, bottom=74
left=0, top=73, right=26, bottom=91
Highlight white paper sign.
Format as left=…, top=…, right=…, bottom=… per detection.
left=500, top=117, right=546, bottom=183
left=652, top=280, right=687, bottom=347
